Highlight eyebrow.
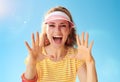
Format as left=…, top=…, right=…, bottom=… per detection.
left=60, top=23, right=67, bottom=24
left=47, top=22, right=55, bottom=24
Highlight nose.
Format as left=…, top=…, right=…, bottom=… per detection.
left=54, top=25, right=61, bottom=32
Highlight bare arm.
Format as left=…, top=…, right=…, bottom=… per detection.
left=86, top=58, right=98, bottom=82
left=77, top=59, right=98, bottom=82
left=77, top=63, right=87, bottom=82
left=76, top=32, right=98, bottom=82
left=24, top=32, right=46, bottom=79
left=25, top=55, right=37, bottom=79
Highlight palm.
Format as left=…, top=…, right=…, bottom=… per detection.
left=76, top=32, right=94, bottom=62
left=25, top=32, right=46, bottom=62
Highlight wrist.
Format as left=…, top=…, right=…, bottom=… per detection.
left=29, top=55, right=37, bottom=61
left=85, top=57, right=95, bottom=66
left=27, top=56, right=37, bottom=66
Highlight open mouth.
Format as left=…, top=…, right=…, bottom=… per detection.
left=53, top=36, right=62, bottom=44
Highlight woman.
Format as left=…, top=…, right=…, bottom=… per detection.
left=21, top=6, right=98, bottom=82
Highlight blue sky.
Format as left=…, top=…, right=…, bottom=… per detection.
left=0, top=0, right=120, bottom=82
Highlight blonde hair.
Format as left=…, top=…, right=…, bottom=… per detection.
left=41, top=6, right=77, bottom=47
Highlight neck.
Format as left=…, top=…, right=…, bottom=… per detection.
left=45, top=45, right=67, bottom=61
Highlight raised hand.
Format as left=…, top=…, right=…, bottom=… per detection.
left=76, top=32, right=94, bottom=62
left=25, top=32, right=47, bottom=63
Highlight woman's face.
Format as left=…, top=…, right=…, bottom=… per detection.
left=46, top=20, right=71, bottom=47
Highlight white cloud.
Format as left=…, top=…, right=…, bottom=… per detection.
left=0, top=0, right=16, bottom=20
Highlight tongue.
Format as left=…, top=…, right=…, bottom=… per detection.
left=54, top=38, right=62, bottom=44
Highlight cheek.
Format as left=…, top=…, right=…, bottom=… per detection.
left=62, top=30, right=70, bottom=39
left=63, top=28, right=70, bottom=35
left=46, top=27, right=51, bottom=34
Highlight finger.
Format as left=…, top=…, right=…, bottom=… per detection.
left=81, top=32, right=84, bottom=45
left=85, top=32, right=89, bottom=48
left=76, top=34, right=81, bottom=46
left=36, top=32, right=39, bottom=47
left=25, top=41, right=32, bottom=51
left=89, top=40, right=94, bottom=51
left=32, top=33, right=35, bottom=48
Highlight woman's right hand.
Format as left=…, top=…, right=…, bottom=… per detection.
left=25, top=32, right=47, bottom=64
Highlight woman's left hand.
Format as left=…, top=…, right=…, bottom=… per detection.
left=75, top=32, right=94, bottom=62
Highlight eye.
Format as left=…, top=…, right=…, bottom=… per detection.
left=60, top=24, right=67, bottom=28
left=49, top=24, right=55, bottom=27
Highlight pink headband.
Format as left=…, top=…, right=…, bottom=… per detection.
left=44, top=11, right=74, bottom=28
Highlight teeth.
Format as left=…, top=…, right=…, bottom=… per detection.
left=53, top=36, right=62, bottom=38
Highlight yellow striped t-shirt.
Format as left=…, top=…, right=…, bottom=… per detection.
left=35, top=47, right=84, bottom=82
